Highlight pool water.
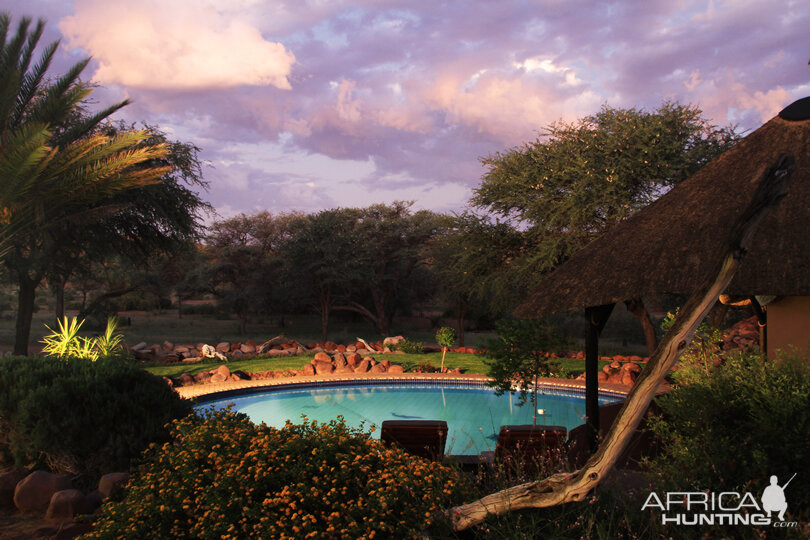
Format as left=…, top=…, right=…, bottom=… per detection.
left=200, top=383, right=622, bottom=455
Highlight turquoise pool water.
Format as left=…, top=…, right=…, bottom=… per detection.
left=199, top=383, right=622, bottom=455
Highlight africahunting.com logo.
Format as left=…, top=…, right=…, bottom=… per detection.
left=642, top=474, right=799, bottom=528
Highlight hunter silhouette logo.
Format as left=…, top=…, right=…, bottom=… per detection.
left=761, top=473, right=796, bottom=522
left=642, top=474, right=799, bottom=528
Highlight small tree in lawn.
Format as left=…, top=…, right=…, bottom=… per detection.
left=484, top=319, right=568, bottom=425
left=436, top=326, right=457, bottom=373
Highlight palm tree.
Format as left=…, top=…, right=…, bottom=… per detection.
left=0, top=14, right=171, bottom=354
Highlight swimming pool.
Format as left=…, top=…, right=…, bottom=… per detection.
left=198, top=381, right=624, bottom=455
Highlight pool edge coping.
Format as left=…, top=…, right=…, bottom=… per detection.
left=176, top=372, right=655, bottom=402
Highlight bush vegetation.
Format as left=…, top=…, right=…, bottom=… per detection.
left=0, top=356, right=192, bottom=482
left=86, top=410, right=471, bottom=539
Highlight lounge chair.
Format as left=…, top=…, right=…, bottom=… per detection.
left=482, top=424, right=568, bottom=473
left=380, top=420, right=448, bottom=461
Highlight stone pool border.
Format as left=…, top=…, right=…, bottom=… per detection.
left=176, top=372, right=638, bottom=402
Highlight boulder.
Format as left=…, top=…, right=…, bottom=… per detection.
left=175, top=346, right=191, bottom=355
left=314, top=361, right=335, bottom=375
left=380, top=359, right=391, bottom=369
left=231, top=370, right=250, bottom=381
left=628, top=355, right=643, bottom=363
left=98, top=472, right=130, bottom=499
left=370, top=363, right=387, bottom=373
left=240, top=344, right=256, bottom=354
left=46, top=489, right=94, bottom=520
left=178, top=373, right=195, bottom=386
left=131, top=341, right=148, bottom=351
left=162, top=340, right=174, bottom=351
left=194, top=372, right=212, bottom=384
left=346, top=353, right=361, bottom=366
left=333, top=353, right=347, bottom=367
left=335, top=365, right=355, bottom=374
left=597, top=371, right=608, bottom=382
left=210, top=373, right=228, bottom=383
left=448, top=368, right=462, bottom=374
left=303, top=364, right=316, bottom=376
left=620, top=370, right=637, bottom=386
left=354, top=360, right=371, bottom=373
left=313, top=352, right=331, bottom=363
left=324, top=341, right=338, bottom=352
left=346, top=345, right=357, bottom=352
left=215, top=342, right=230, bottom=353
left=14, top=471, right=72, bottom=511
left=336, top=344, right=347, bottom=353
left=0, top=468, right=27, bottom=508
left=388, top=365, right=404, bottom=374
left=214, top=365, right=231, bottom=379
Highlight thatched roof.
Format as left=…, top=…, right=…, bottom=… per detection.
left=516, top=96, right=810, bottom=318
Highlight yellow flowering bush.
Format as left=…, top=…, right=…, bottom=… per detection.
left=83, top=409, right=471, bottom=539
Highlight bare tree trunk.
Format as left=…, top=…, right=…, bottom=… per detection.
left=625, top=297, right=658, bottom=356
left=456, top=300, right=466, bottom=347
left=53, top=276, right=66, bottom=324
left=445, top=154, right=793, bottom=532
left=14, top=275, right=37, bottom=356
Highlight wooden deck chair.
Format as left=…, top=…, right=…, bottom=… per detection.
left=489, top=424, right=567, bottom=474
left=380, top=420, right=448, bottom=461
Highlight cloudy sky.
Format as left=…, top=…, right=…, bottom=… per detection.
left=6, top=0, right=809, bottom=218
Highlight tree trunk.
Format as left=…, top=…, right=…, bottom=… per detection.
left=239, top=314, right=247, bottom=335
left=456, top=300, right=466, bottom=347
left=53, top=276, right=66, bottom=324
left=14, top=275, right=38, bottom=356
left=585, top=303, right=614, bottom=450
left=624, top=298, right=658, bottom=356
left=445, top=153, right=793, bottom=532
left=177, top=297, right=182, bottom=319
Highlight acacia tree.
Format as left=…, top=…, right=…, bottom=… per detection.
left=473, top=102, right=739, bottom=354
left=429, top=212, right=526, bottom=345
left=204, top=212, right=300, bottom=334
left=332, top=202, right=444, bottom=336
left=281, top=208, right=360, bottom=342
left=1, top=15, right=176, bottom=354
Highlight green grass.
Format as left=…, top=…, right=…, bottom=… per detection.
left=142, top=352, right=606, bottom=379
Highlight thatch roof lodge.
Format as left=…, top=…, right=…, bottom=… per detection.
left=516, top=96, right=810, bottom=359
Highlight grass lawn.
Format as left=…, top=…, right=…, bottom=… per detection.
left=142, top=352, right=608, bottom=378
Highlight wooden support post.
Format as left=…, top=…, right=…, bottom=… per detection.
left=584, top=303, right=615, bottom=451
left=445, top=154, right=793, bottom=532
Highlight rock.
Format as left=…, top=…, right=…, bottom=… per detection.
left=229, top=342, right=241, bottom=352
left=324, top=341, right=337, bottom=352
left=240, top=344, right=256, bottom=354
left=245, top=340, right=257, bottom=347
left=46, top=489, right=94, bottom=520
left=14, top=471, right=72, bottom=511
left=86, top=490, right=103, bottom=510
left=313, top=352, right=331, bottom=363
left=597, top=371, right=608, bottom=382
left=335, top=365, right=354, bottom=374
left=355, top=341, right=366, bottom=350
left=333, top=353, right=347, bottom=367
left=620, top=370, right=637, bottom=386
left=131, top=341, right=148, bottom=351
left=621, top=362, right=641, bottom=373
left=214, top=365, right=231, bottom=379
left=336, top=344, right=347, bottom=353
left=388, top=364, right=404, bottom=373
left=182, top=356, right=202, bottom=364
left=346, top=345, right=357, bottom=352
left=314, top=361, right=335, bottom=375
left=448, top=368, right=462, bottom=374
left=303, top=364, right=316, bottom=376
left=266, top=349, right=291, bottom=357
left=162, top=340, right=174, bottom=351
left=346, top=353, right=361, bottom=366
left=0, top=468, right=27, bottom=508
left=216, top=342, right=230, bottom=353
left=231, top=370, right=250, bottom=381
left=194, top=372, right=212, bottom=384
left=201, top=344, right=227, bottom=361
left=178, top=373, right=195, bottom=386
left=196, top=342, right=207, bottom=351
left=628, top=355, right=643, bottom=363
left=98, top=472, right=130, bottom=499
left=380, top=359, right=390, bottom=369
left=174, top=346, right=189, bottom=354
left=354, top=360, right=371, bottom=373
left=370, top=363, right=387, bottom=373
left=210, top=373, right=228, bottom=383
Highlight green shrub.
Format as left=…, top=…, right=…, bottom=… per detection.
left=86, top=410, right=471, bottom=539
left=0, top=356, right=192, bottom=481
left=40, top=316, right=126, bottom=360
left=393, top=339, right=425, bottom=354
left=647, top=351, right=810, bottom=531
